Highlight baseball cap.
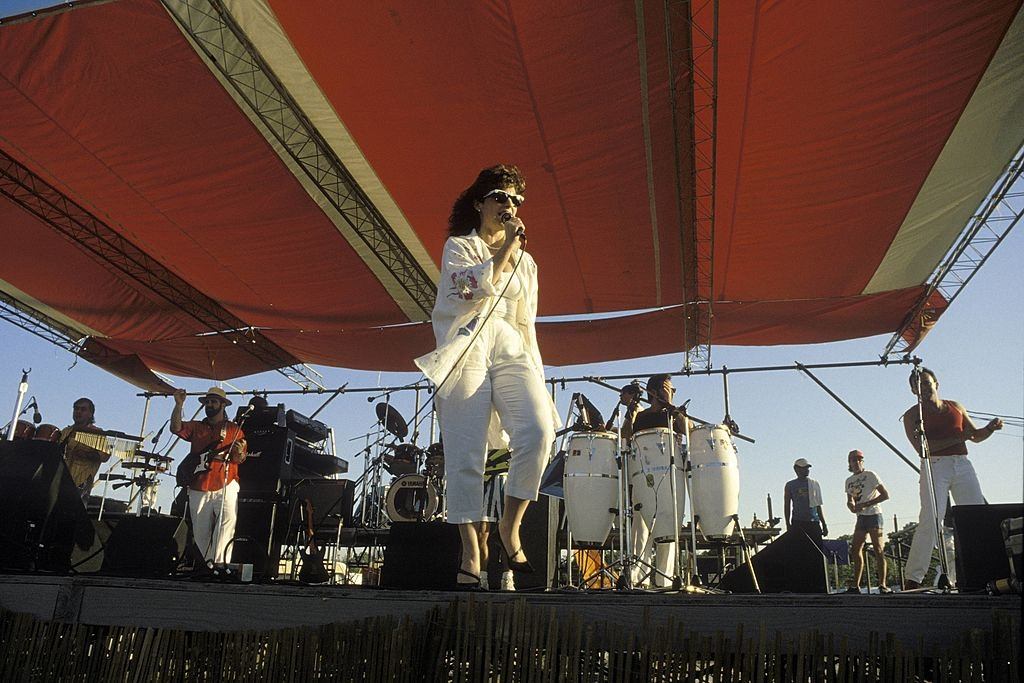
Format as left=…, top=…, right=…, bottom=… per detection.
left=793, top=458, right=811, bottom=468
left=848, top=449, right=864, bottom=460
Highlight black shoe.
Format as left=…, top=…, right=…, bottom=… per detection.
left=844, top=586, right=860, bottom=594
left=455, top=568, right=483, bottom=591
left=499, top=537, right=535, bottom=574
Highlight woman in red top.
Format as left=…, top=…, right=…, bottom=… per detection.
left=901, top=367, right=1002, bottom=589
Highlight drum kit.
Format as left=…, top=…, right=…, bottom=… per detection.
left=354, top=401, right=446, bottom=527
left=559, top=391, right=752, bottom=591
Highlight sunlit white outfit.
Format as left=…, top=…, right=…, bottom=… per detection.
left=416, top=231, right=560, bottom=524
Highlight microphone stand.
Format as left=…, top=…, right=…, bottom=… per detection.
left=907, top=363, right=952, bottom=592
left=5, top=369, right=30, bottom=441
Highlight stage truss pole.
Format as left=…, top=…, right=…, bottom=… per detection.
left=884, top=145, right=1023, bottom=358
left=666, top=0, right=718, bottom=372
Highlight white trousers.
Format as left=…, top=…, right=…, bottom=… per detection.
left=629, top=515, right=677, bottom=587
left=905, top=455, right=984, bottom=584
left=440, top=319, right=555, bottom=524
left=188, top=479, right=239, bottom=564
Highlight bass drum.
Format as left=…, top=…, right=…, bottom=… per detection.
left=563, top=431, right=619, bottom=546
left=629, top=427, right=686, bottom=542
left=688, top=424, right=740, bottom=538
left=385, top=474, right=441, bottom=523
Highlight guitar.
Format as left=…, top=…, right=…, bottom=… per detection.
left=298, top=497, right=329, bottom=584
left=175, top=442, right=231, bottom=488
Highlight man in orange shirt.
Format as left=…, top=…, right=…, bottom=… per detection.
left=171, top=387, right=247, bottom=565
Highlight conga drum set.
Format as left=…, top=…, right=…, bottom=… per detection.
left=560, top=392, right=756, bottom=591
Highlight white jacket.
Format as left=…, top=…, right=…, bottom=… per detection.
left=414, top=231, right=562, bottom=443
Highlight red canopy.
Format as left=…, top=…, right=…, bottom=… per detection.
left=1, top=0, right=1020, bottom=386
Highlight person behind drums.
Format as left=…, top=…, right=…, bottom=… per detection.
left=784, top=458, right=828, bottom=547
left=622, top=374, right=690, bottom=586
left=415, top=164, right=560, bottom=590
left=57, top=397, right=108, bottom=499
left=479, top=448, right=516, bottom=591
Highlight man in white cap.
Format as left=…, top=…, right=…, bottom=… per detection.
left=171, top=387, right=247, bottom=566
left=784, top=458, right=828, bottom=547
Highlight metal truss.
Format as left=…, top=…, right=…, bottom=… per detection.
left=0, top=290, right=85, bottom=355
left=883, top=145, right=1024, bottom=357
left=161, top=0, right=436, bottom=319
left=666, top=0, right=718, bottom=372
left=0, top=148, right=323, bottom=389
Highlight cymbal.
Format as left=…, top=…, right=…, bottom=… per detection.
left=134, top=450, right=173, bottom=463
left=375, top=402, right=409, bottom=440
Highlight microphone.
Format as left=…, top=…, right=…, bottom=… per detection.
left=501, top=211, right=527, bottom=246
left=151, top=419, right=168, bottom=445
left=29, top=398, right=42, bottom=425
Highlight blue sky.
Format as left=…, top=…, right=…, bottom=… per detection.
left=2, top=0, right=1021, bottom=534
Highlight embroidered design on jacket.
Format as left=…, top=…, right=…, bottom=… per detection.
left=451, top=270, right=478, bottom=300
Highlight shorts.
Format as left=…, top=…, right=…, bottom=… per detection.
left=855, top=514, right=883, bottom=532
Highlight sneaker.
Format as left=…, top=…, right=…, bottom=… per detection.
left=500, top=570, right=516, bottom=591
left=878, top=585, right=893, bottom=594
left=844, top=586, right=860, bottom=594
left=479, top=573, right=490, bottom=591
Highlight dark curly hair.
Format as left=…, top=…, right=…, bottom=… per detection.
left=448, top=164, right=526, bottom=237
left=909, top=366, right=937, bottom=390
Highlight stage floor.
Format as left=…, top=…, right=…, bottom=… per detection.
left=1, top=573, right=1018, bottom=653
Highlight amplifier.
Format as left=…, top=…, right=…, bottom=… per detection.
left=286, top=409, right=329, bottom=443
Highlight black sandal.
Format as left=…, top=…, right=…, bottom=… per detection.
left=499, top=537, right=535, bottom=574
left=455, top=568, right=483, bottom=591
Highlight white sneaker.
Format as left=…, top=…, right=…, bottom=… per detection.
left=480, top=573, right=490, bottom=591
left=500, top=570, right=516, bottom=591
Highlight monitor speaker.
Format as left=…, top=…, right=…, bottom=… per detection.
left=0, top=440, right=91, bottom=571
left=101, top=515, right=188, bottom=576
left=719, top=529, right=828, bottom=593
left=951, top=503, right=1024, bottom=592
left=381, top=521, right=461, bottom=590
left=293, top=478, right=355, bottom=532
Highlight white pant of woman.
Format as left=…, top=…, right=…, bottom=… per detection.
left=439, top=319, right=554, bottom=524
left=905, top=455, right=984, bottom=584
left=188, top=479, right=239, bottom=564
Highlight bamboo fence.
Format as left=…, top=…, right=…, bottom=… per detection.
left=0, top=600, right=1018, bottom=682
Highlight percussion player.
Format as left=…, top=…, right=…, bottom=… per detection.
left=621, top=374, right=690, bottom=586
left=171, top=387, right=248, bottom=566
left=57, top=397, right=109, bottom=498
left=479, top=447, right=516, bottom=591
left=415, top=164, right=560, bottom=590
left=901, top=367, right=1001, bottom=590
left=784, top=458, right=828, bottom=547
left=843, top=449, right=891, bottom=593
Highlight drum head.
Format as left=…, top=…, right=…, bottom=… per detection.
left=385, top=474, right=440, bottom=522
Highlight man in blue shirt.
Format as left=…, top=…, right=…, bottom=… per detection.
left=784, top=458, right=828, bottom=547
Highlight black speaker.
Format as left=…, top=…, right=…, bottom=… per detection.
left=240, top=425, right=294, bottom=492
left=951, top=503, right=1024, bottom=592
left=0, top=440, right=92, bottom=571
left=232, top=494, right=289, bottom=579
left=100, top=515, right=188, bottom=576
left=381, top=521, right=461, bottom=590
left=719, top=529, right=828, bottom=593
left=293, top=479, right=355, bottom=534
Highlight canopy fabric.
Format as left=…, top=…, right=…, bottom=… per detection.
left=0, top=0, right=1020, bottom=385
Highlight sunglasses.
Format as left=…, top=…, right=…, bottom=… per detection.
left=482, top=189, right=525, bottom=207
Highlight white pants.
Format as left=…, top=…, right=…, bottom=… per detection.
left=440, top=319, right=555, bottom=524
left=629, top=515, right=677, bottom=587
left=905, top=455, right=984, bottom=584
left=188, top=479, right=239, bottom=564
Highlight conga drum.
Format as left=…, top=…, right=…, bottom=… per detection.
left=31, top=424, right=61, bottom=442
left=563, top=431, right=619, bottom=545
left=629, top=427, right=686, bottom=542
left=688, top=424, right=740, bottom=538
left=9, top=419, right=36, bottom=440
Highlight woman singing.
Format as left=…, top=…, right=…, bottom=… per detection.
left=416, top=164, right=559, bottom=589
